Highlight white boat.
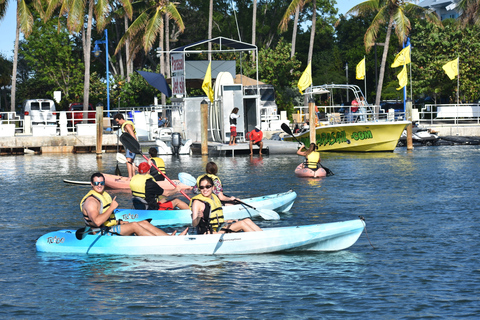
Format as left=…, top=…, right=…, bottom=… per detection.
left=154, top=127, right=192, bottom=155
left=116, top=190, right=297, bottom=225
left=35, top=219, right=365, bottom=255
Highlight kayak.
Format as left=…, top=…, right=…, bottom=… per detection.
left=102, top=173, right=191, bottom=191
left=294, top=163, right=327, bottom=178
left=115, top=190, right=297, bottom=225
left=35, top=219, right=365, bottom=255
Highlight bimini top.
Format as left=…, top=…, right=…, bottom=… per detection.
left=171, top=37, right=257, bottom=53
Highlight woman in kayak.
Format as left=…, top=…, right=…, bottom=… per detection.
left=190, top=175, right=262, bottom=234
left=297, top=142, right=321, bottom=170
left=193, top=162, right=236, bottom=203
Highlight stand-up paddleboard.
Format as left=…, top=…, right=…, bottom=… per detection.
left=63, top=179, right=91, bottom=185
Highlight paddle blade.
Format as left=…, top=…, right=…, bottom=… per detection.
left=258, top=209, right=281, bottom=220
left=320, top=164, right=334, bottom=176
left=281, top=123, right=293, bottom=136
left=120, top=132, right=142, bottom=154
left=116, top=152, right=127, bottom=164
left=178, top=172, right=197, bottom=187
left=75, top=227, right=88, bottom=240
left=115, top=164, right=122, bottom=176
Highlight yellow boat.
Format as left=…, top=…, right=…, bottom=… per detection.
left=285, top=121, right=410, bottom=152
left=284, top=84, right=410, bottom=152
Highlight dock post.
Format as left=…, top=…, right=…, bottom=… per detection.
left=308, top=98, right=316, bottom=144
left=96, top=104, right=104, bottom=158
left=201, top=99, right=209, bottom=155
left=406, top=99, right=413, bottom=150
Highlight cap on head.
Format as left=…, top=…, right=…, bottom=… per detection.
left=138, top=162, right=151, bottom=174
left=255, top=125, right=260, bottom=130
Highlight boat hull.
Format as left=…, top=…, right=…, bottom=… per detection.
left=36, top=219, right=365, bottom=255
left=103, top=173, right=190, bottom=191
left=285, top=121, right=409, bottom=152
left=294, top=163, right=327, bottom=178
left=115, top=190, right=297, bottom=226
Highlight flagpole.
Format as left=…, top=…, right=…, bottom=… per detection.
left=457, top=56, right=460, bottom=105
left=364, top=55, right=367, bottom=101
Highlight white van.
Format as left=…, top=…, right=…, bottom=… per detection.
left=22, top=99, right=57, bottom=125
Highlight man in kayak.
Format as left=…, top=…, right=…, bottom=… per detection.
left=249, top=125, right=264, bottom=155
left=190, top=175, right=262, bottom=234
left=147, top=147, right=165, bottom=181
left=81, top=172, right=187, bottom=236
left=114, top=113, right=136, bottom=179
left=130, top=162, right=189, bottom=210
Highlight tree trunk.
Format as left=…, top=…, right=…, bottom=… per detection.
left=374, top=17, right=394, bottom=110
left=82, top=1, right=94, bottom=120
left=10, top=8, right=19, bottom=112
left=308, top=0, right=316, bottom=64
left=160, top=20, right=166, bottom=105
left=252, top=0, right=257, bottom=61
left=291, top=6, right=299, bottom=58
left=125, top=15, right=132, bottom=82
left=116, top=22, right=125, bottom=78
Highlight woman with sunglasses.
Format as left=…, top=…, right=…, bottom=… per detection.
left=190, top=176, right=262, bottom=234
left=193, top=162, right=237, bottom=204
left=81, top=172, right=187, bottom=236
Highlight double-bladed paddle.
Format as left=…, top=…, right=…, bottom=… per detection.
left=281, top=123, right=334, bottom=176
left=178, top=172, right=280, bottom=220
left=120, top=132, right=191, bottom=200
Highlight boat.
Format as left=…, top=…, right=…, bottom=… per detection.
left=283, top=84, right=410, bottom=152
left=154, top=128, right=192, bottom=155
left=103, top=173, right=191, bottom=191
left=397, top=126, right=440, bottom=147
left=294, top=163, right=327, bottom=178
left=35, top=218, right=365, bottom=255
left=115, top=190, right=297, bottom=225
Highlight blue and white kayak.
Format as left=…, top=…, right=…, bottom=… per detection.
left=36, top=219, right=365, bottom=255
left=115, top=190, right=297, bottom=226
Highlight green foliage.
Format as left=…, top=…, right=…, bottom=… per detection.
left=17, top=16, right=84, bottom=110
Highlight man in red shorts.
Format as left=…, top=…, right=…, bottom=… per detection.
left=130, top=162, right=189, bottom=210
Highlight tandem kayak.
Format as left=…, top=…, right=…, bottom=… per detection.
left=102, top=173, right=191, bottom=191
left=115, top=190, right=297, bottom=226
left=294, top=163, right=327, bottom=178
left=36, top=219, right=365, bottom=255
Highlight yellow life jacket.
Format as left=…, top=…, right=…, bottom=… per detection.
left=150, top=157, right=166, bottom=180
left=130, top=173, right=155, bottom=199
left=306, top=151, right=321, bottom=170
left=190, top=193, right=224, bottom=233
left=121, top=120, right=136, bottom=136
left=80, top=190, right=117, bottom=227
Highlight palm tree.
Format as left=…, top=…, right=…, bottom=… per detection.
left=458, top=0, right=480, bottom=26
left=341, top=0, right=442, bottom=107
left=1, top=0, right=38, bottom=112
left=45, top=0, right=133, bottom=115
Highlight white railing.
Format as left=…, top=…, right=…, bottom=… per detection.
left=417, top=104, right=480, bottom=125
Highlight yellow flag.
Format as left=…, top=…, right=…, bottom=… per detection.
left=356, top=57, right=365, bottom=80
left=298, top=62, right=312, bottom=94
left=202, top=61, right=214, bottom=103
left=442, top=58, right=459, bottom=80
left=391, top=45, right=411, bottom=68
left=396, top=65, right=407, bottom=90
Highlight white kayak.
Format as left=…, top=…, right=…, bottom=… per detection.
left=35, top=219, right=365, bottom=255
left=115, top=190, right=297, bottom=225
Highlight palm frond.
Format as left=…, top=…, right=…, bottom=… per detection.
left=279, top=0, right=306, bottom=33
left=364, top=7, right=387, bottom=51
left=17, top=0, right=34, bottom=37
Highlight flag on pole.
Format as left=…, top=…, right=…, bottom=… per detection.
left=391, top=45, right=411, bottom=68
left=442, top=58, right=459, bottom=80
left=396, top=64, right=407, bottom=90
left=297, top=61, right=312, bottom=94
left=202, top=61, right=214, bottom=103
left=356, top=57, right=365, bottom=80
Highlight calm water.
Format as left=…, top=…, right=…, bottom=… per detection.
left=1, top=146, right=479, bottom=319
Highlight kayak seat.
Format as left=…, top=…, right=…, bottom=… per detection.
left=132, top=197, right=149, bottom=210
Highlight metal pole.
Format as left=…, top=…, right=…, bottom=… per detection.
left=346, top=63, right=349, bottom=102
left=201, top=100, right=209, bottom=155
left=105, top=29, right=110, bottom=118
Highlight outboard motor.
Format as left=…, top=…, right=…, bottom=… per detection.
left=171, top=132, right=182, bottom=155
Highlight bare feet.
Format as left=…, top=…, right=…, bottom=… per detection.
left=179, top=227, right=189, bottom=236
left=259, top=152, right=263, bottom=155
left=249, top=153, right=253, bottom=155
left=171, top=230, right=177, bottom=236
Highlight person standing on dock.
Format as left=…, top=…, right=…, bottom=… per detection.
left=229, top=107, right=240, bottom=146
left=114, top=113, right=137, bottom=179
left=249, top=126, right=264, bottom=155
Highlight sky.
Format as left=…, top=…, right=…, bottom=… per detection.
left=0, top=0, right=363, bottom=60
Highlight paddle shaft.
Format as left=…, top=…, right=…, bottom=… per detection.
left=120, top=133, right=191, bottom=200
left=281, top=123, right=334, bottom=176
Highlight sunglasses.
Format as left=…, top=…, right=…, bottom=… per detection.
left=199, top=185, right=212, bottom=190
left=93, top=181, right=105, bottom=186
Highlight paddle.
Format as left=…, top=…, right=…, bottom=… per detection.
left=75, top=218, right=153, bottom=240
left=178, top=172, right=280, bottom=220
left=116, top=152, right=129, bottom=164
left=281, top=123, right=334, bottom=176
left=120, top=132, right=191, bottom=201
